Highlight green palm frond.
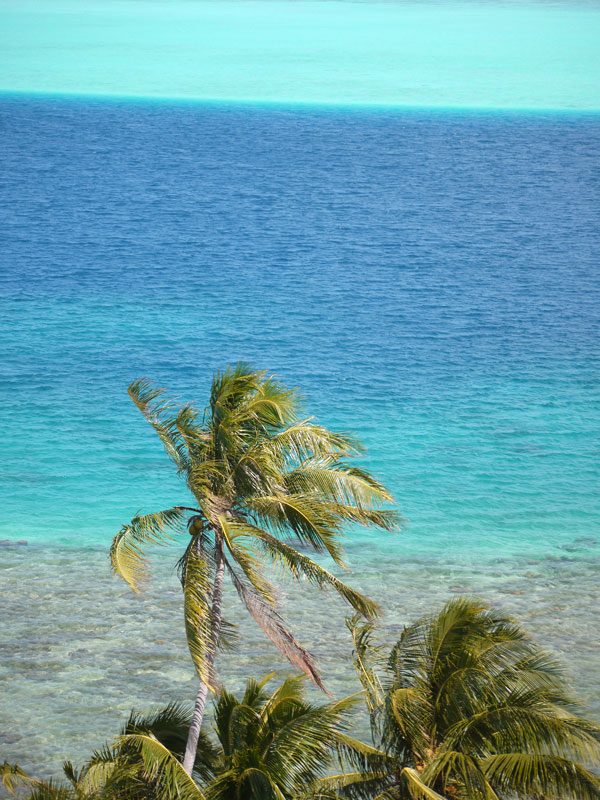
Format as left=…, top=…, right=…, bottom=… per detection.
left=369, top=788, right=404, bottom=800
left=188, top=460, right=228, bottom=510
left=248, top=493, right=347, bottom=565
left=424, top=750, right=497, bottom=800
left=84, top=743, right=119, bottom=769
left=116, top=734, right=206, bottom=800
left=79, top=747, right=148, bottom=800
left=334, top=732, right=390, bottom=763
left=110, top=507, right=187, bottom=592
left=174, top=405, right=210, bottom=461
left=218, top=516, right=277, bottom=605
left=183, top=544, right=216, bottom=688
left=119, top=701, right=219, bottom=784
left=76, top=760, right=124, bottom=797
left=446, top=689, right=600, bottom=760
left=242, top=672, right=278, bottom=705
left=213, top=692, right=260, bottom=758
left=284, top=459, right=395, bottom=507
left=347, top=615, right=386, bottom=713
left=316, top=769, right=388, bottom=797
left=240, top=377, right=300, bottom=429
left=287, top=458, right=397, bottom=537
left=506, top=648, right=573, bottom=690
left=1, top=762, right=38, bottom=794
left=206, top=767, right=286, bottom=800
left=389, top=687, right=432, bottom=759
left=240, top=767, right=287, bottom=800
left=177, top=540, right=239, bottom=657
left=401, top=767, right=450, bottom=800
left=128, top=379, right=191, bottom=475
left=123, top=701, right=193, bottom=754
left=255, top=527, right=380, bottom=618
left=20, top=782, right=74, bottom=800
left=60, top=763, right=82, bottom=793
left=271, top=420, right=365, bottom=462
left=213, top=617, right=241, bottom=653
left=209, top=366, right=300, bottom=464
left=209, top=362, right=266, bottom=415
left=261, top=691, right=362, bottom=796
left=412, top=597, right=493, bottom=679
left=321, top=502, right=400, bottom=534
left=481, top=752, right=600, bottom=800
left=264, top=706, right=351, bottom=792
left=257, top=673, right=308, bottom=724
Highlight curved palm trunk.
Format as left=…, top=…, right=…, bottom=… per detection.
left=182, top=541, right=225, bottom=775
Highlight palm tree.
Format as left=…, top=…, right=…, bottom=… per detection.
left=1, top=676, right=360, bottom=800
left=116, top=674, right=362, bottom=800
left=336, top=596, right=600, bottom=800
left=110, top=363, right=399, bottom=773
left=198, top=673, right=357, bottom=799
left=1, top=703, right=215, bottom=800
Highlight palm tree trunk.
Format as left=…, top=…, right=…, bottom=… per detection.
left=182, top=540, right=225, bottom=775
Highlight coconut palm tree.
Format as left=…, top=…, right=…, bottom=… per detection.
left=115, top=674, right=362, bottom=800
left=333, top=597, right=600, bottom=800
left=199, top=673, right=358, bottom=799
left=1, top=676, right=360, bottom=800
left=110, top=363, right=399, bottom=773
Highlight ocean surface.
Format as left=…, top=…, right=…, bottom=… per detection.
left=1, top=0, right=600, bottom=109
left=1, top=95, right=599, bottom=779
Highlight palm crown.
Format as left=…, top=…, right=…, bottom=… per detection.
left=344, top=596, right=600, bottom=800
left=117, top=675, right=358, bottom=800
left=202, top=673, right=357, bottom=800
left=110, top=363, right=399, bottom=771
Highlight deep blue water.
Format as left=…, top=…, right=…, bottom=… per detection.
left=1, top=96, right=599, bottom=775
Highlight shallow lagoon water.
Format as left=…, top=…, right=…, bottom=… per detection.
left=1, top=97, right=599, bottom=778
left=2, top=541, right=599, bottom=779
left=1, top=1, right=600, bottom=109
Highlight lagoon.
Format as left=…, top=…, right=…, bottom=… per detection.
left=1, top=0, right=600, bottom=109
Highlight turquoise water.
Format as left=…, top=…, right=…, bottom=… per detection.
left=1, top=97, right=599, bottom=779
left=1, top=1, right=600, bottom=109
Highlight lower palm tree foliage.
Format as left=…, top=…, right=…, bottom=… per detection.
left=110, top=363, right=399, bottom=771
left=198, top=673, right=358, bottom=799
left=2, top=675, right=357, bottom=800
left=1, top=703, right=215, bottom=800
left=336, top=596, right=600, bottom=800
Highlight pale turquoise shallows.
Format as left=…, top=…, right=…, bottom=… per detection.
left=1, top=0, right=599, bottom=110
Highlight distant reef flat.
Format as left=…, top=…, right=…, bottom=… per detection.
left=0, top=0, right=599, bottom=110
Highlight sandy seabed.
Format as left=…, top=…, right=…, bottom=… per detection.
left=2, top=535, right=598, bottom=782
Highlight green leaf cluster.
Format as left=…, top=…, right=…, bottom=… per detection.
left=341, top=596, right=600, bottom=800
